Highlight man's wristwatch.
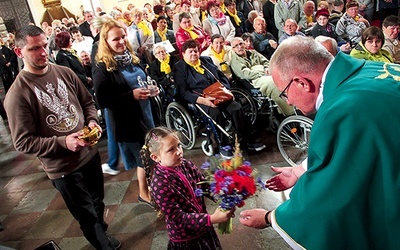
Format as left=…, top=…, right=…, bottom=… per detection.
left=264, top=210, right=272, bottom=227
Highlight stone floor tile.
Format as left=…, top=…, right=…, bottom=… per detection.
left=23, top=210, right=74, bottom=240
left=46, top=192, right=68, bottom=211
left=108, top=204, right=157, bottom=235
left=58, top=237, right=94, bottom=250
left=0, top=212, right=41, bottom=241
left=3, top=172, right=47, bottom=193
left=104, top=181, right=130, bottom=206
left=0, top=191, right=28, bottom=215
left=12, top=189, right=57, bottom=214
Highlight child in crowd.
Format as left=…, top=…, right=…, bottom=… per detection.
left=241, top=32, right=254, bottom=50
left=140, top=126, right=234, bottom=249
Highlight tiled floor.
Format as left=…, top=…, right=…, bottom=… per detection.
left=0, top=83, right=291, bottom=250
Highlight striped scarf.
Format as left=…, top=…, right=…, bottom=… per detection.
left=114, top=50, right=132, bottom=67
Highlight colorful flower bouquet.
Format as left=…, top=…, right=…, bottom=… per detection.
left=196, top=137, right=265, bottom=234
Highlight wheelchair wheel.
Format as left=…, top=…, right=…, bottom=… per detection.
left=151, top=95, right=165, bottom=125
left=201, top=140, right=214, bottom=156
left=277, top=116, right=313, bottom=167
left=165, top=102, right=196, bottom=149
left=269, top=117, right=281, bottom=133
left=231, top=87, right=257, bottom=125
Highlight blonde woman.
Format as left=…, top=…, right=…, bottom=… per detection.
left=93, top=19, right=156, bottom=206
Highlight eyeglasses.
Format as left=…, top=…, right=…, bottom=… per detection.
left=279, top=79, right=294, bottom=100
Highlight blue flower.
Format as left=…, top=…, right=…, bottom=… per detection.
left=201, top=161, right=210, bottom=170
left=195, top=188, right=204, bottom=197
left=243, top=161, right=251, bottom=166
left=236, top=170, right=247, bottom=176
left=257, top=177, right=266, bottom=189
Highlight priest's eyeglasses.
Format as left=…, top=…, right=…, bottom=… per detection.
left=279, top=79, right=294, bottom=101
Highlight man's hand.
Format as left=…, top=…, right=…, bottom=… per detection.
left=240, top=209, right=269, bottom=229
left=265, top=165, right=305, bottom=191
left=88, top=120, right=102, bottom=134
left=66, top=131, right=90, bottom=152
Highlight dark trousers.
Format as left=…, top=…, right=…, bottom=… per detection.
left=51, top=153, right=113, bottom=250
left=200, top=100, right=252, bottom=145
left=0, top=99, right=7, bottom=120
left=1, top=70, right=14, bottom=94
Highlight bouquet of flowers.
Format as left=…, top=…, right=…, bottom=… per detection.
left=196, top=137, right=265, bottom=234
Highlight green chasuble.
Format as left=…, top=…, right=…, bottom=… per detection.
left=273, top=53, right=400, bottom=249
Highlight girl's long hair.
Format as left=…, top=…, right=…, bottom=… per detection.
left=140, top=126, right=180, bottom=217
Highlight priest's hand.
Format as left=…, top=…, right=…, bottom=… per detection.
left=265, top=165, right=304, bottom=191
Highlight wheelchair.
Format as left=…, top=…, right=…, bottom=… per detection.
left=151, top=74, right=313, bottom=162
left=277, top=114, right=314, bottom=167
left=230, top=72, right=282, bottom=132
left=150, top=82, right=235, bottom=156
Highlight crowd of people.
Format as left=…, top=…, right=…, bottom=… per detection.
left=2, top=0, right=400, bottom=249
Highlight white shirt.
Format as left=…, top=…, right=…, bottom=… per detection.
left=71, top=36, right=94, bottom=56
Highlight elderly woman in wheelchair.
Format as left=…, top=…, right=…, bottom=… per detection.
left=173, top=39, right=265, bottom=157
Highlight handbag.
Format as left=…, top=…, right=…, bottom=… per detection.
left=203, top=81, right=233, bottom=105
left=201, top=67, right=233, bottom=105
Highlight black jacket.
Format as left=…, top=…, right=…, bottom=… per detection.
left=92, top=62, right=145, bottom=143
left=0, top=45, right=17, bottom=75
left=148, top=55, right=178, bottom=88
left=56, top=49, right=88, bottom=86
left=174, top=56, right=230, bottom=104
left=79, top=21, right=93, bottom=38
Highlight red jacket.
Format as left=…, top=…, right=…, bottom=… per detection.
left=175, top=25, right=211, bottom=53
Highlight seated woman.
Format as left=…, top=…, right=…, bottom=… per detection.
left=175, top=12, right=211, bottom=53
left=174, top=39, right=265, bottom=156
left=202, top=1, right=236, bottom=44
left=311, top=9, right=351, bottom=52
left=350, top=26, right=393, bottom=63
left=201, top=34, right=234, bottom=79
left=148, top=44, right=178, bottom=98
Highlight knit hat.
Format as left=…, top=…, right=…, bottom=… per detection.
left=316, top=9, right=330, bottom=18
